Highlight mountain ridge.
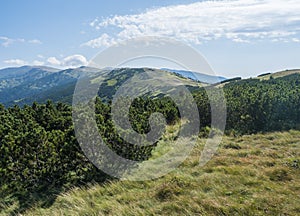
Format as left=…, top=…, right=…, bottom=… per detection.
left=0, top=66, right=208, bottom=106
left=0, top=65, right=299, bottom=107
left=161, top=68, right=227, bottom=84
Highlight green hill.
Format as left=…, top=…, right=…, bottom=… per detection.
left=0, top=67, right=203, bottom=107
left=257, top=69, right=300, bottom=80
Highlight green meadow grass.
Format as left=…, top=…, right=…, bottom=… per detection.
left=2, top=130, right=300, bottom=215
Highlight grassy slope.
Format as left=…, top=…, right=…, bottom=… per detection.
left=213, top=69, right=300, bottom=88
left=257, top=69, right=300, bottom=80
left=9, top=129, right=299, bottom=216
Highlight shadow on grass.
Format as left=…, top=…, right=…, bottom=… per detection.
left=0, top=170, right=111, bottom=215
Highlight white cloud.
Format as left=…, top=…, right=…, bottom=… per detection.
left=292, top=38, right=300, bottom=42
left=0, top=36, right=42, bottom=47
left=85, top=0, right=300, bottom=47
left=63, top=55, right=88, bottom=67
left=28, top=39, right=42, bottom=44
left=82, top=33, right=116, bottom=48
left=232, top=38, right=250, bottom=43
left=4, top=59, right=28, bottom=66
left=90, top=18, right=99, bottom=27
left=47, top=57, right=61, bottom=66
left=0, top=36, right=15, bottom=47
left=32, top=60, right=44, bottom=66
left=47, top=54, right=88, bottom=68
left=3, top=55, right=87, bottom=68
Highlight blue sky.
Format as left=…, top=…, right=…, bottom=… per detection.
left=1, top=0, right=300, bottom=78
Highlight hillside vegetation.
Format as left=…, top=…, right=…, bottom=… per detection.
left=4, top=130, right=300, bottom=215
left=0, top=69, right=299, bottom=215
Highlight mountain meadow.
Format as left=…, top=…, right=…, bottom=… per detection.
left=0, top=67, right=299, bottom=215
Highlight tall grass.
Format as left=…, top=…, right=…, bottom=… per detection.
left=2, top=130, right=300, bottom=215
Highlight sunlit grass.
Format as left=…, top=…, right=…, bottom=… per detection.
left=2, top=130, right=300, bottom=215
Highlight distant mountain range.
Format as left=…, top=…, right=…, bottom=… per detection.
left=161, top=68, right=226, bottom=84
left=0, top=66, right=212, bottom=106
left=0, top=65, right=298, bottom=107
left=0, top=66, right=105, bottom=106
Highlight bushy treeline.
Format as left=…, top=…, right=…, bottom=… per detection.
left=0, top=73, right=300, bottom=205
left=192, top=74, right=300, bottom=135
left=223, top=74, right=300, bottom=134
left=0, top=101, right=102, bottom=195
left=0, top=96, right=181, bottom=200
